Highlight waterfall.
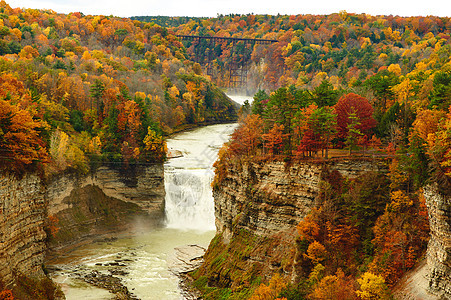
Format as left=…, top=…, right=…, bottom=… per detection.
left=162, top=122, right=239, bottom=232
left=164, top=167, right=215, bottom=231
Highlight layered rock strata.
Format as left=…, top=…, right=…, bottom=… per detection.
left=46, top=164, right=165, bottom=249
left=0, top=164, right=165, bottom=290
left=0, top=173, right=47, bottom=287
left=424, top=184, right=451, bottom=299
left=215, top=159, right=387, bottom=243
left=195, top=159, right=388, bottom=290
left=207, top=158, right=451, bottom=298
left=47, top=165, right=165, bottom=217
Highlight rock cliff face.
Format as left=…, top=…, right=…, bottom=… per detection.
left=47, top=165, right=165, bottom=216
left=203, top=158, right=451, bottom=299
left=215, top=159, right=387, bottom=243
left=46, top=164, right=165, bottom=249
left=195, top=159, right=388, bottom=292
left=0, top=163, right=165, bottom=291
left=0, top=173, right=47, bottom=287
left=424, top=185, right=451, bottom=299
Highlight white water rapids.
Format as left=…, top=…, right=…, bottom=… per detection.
left=49, top=94, right=253, bottom=300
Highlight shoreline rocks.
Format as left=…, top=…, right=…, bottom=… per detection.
left=81, top=270, right=137, bottom=300
left=168, top=244, right=207, bottom=300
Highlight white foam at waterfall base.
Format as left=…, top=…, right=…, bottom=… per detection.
left=164, top=168, right=216, bottom=231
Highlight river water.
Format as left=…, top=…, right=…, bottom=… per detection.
left=50, top=121, right=240, bottom=299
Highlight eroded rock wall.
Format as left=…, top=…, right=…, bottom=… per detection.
left=215, top=159, right=387, bottom=242
left=0, top=163, right=165, bottom=288
left=424, top=185, right=451, bottom=299
left=47, top=164, right=165, bottom=217
left=208, top=159, right=451, bottom=298
left=214, top=161, right=322, bottom=243
left=46, top=164, right=165, bottom=249
left=0, top=173, right=47, bottom=287
left=196, top=159, right=388, bottom=290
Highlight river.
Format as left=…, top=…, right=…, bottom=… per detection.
left=49, top=108, right=246, bottom=299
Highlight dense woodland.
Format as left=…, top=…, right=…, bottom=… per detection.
left=1, top=2, right=451, bottom=299
left=143, top=12, right=451, bottom=94
left=0, top=1, right=237, bottom=176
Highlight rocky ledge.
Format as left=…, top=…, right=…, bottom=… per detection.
left=81, top=270, right=137, bottom=300
left=168, top=244, right=207, bottom=300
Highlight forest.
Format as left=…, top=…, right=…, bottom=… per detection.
left=140, top=12, right=451, bottom=94
left=0, top=1, right=237, bottom=176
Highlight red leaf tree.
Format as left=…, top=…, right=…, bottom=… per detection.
left=334, top=93, right=377, bottom=147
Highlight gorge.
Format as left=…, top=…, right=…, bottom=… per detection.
left=1, top=2, right=451, bottom=299
left=1, top=100, right=450, bottom=299
left=46, top=122, right=238, bottom=299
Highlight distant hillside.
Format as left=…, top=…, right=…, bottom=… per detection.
left=0, top=2, right=237, bottom=175
left=138, top=13, right=451, bottom=94
left=131, top=16, right=207, bottom=28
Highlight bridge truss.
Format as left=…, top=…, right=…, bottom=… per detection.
left=177, top=35, right=277, bottom=88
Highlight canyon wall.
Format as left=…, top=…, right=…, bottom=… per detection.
left=0, top=163, right=165, bottom=291
left=215, top=159, right=387, bottom=243
left=424, top=184, right=451, bottom=299
left=46, top=164, right=165, bottom=249
left=202, top=158, right=451, bottom=299
left=0, top=172, right=47, bottom=287
left=195, top=159, right=389, bottom=293
left=47, top=165, right=165, bottom=217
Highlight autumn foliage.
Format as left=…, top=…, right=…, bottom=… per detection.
left=154, top=7, right=451, bottom=300
left=0, top=75, right=49, bottom=174
left=137, top=12, right=451, bottom=94
left=334, top=93, right=376, bottom=144
left=0, top=1, right=237, bottom=175
left=219, top=88, right=376, bottom=163
left=1, top=2, right=450, bottom=299
left=291, top=166, right=429, bottom=298
left=0, top=289, right=14, bottom=300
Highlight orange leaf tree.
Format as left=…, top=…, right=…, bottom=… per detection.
left=229, top=114, right=263, bottom=156
left=262, top=123, right=286, bottom=156
left=0, top=99, right=49, bottom=174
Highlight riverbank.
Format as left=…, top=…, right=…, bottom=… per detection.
left=168, top=244, right=207, bottom=300
left=48, top=228, right=215, bottom=299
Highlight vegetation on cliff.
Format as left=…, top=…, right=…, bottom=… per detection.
left=0, top=1, right=237, bottom=297
left=0, top=1, right=237, bottom=176
left=202, top=157, right=430, bottom=299
left=206, top=78, right=448, bottom=298
left=1, top=1, right=450, bottom=298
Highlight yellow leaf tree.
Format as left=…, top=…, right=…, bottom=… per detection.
left=356, top=272, right=389, bottom=300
